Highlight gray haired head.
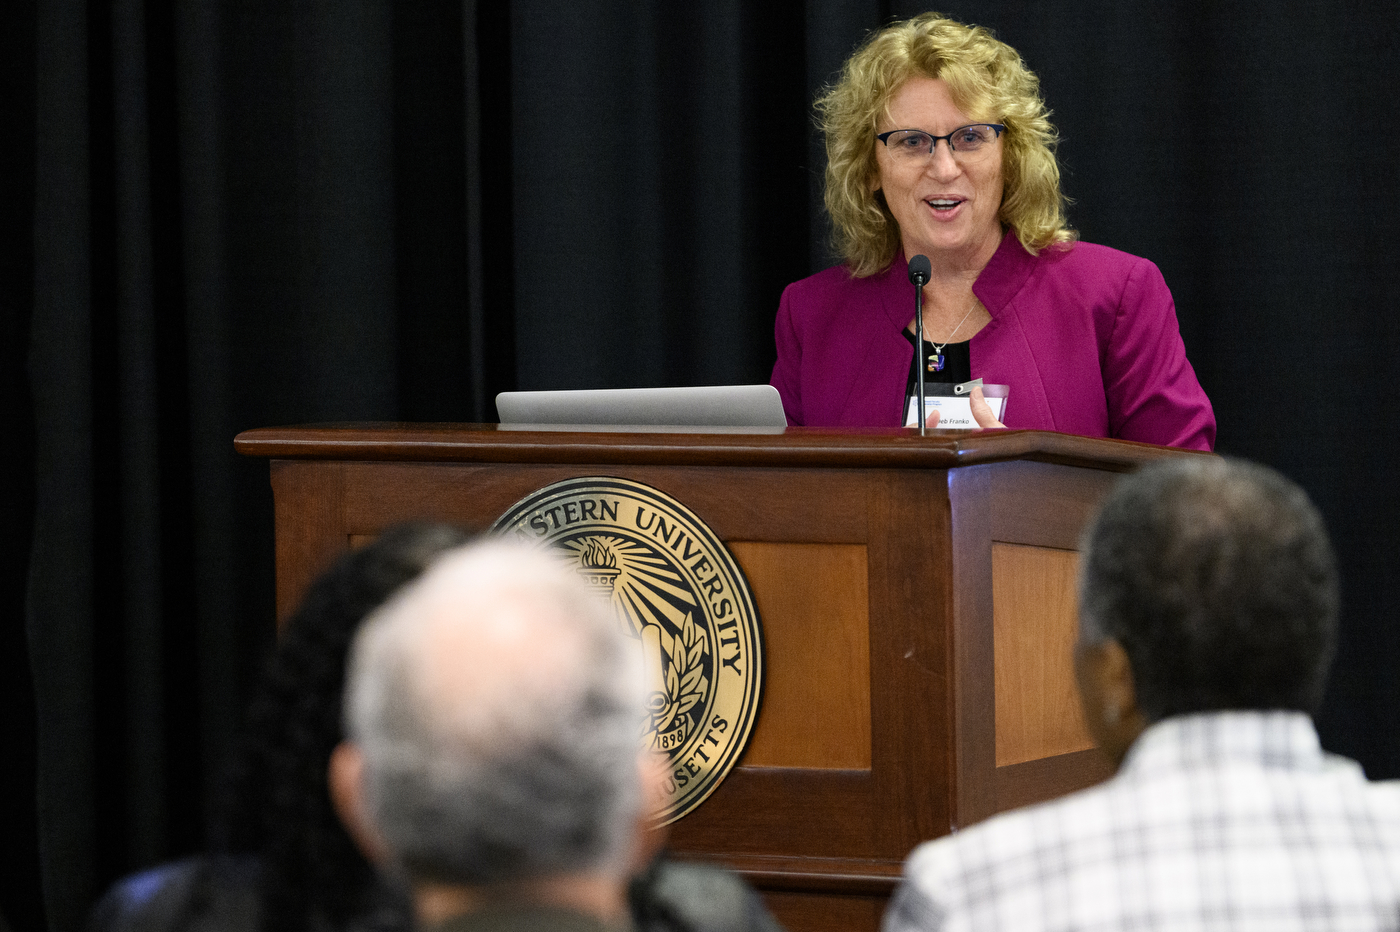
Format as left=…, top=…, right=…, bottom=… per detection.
left=1078, top=456, right=1338, bottom=722
left=343, top=538, right=646, bottom=886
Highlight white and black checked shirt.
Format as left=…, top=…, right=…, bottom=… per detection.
left=883, top=711, right=1400, bottom=932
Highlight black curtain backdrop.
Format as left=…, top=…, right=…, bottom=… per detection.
left=3, top=1, right=1399, bottom=930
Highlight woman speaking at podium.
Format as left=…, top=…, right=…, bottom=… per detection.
left=769, top=13, right=1215, bottom=450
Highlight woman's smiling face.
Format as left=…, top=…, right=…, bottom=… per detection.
left=873, top=76, right=1005, bottom=270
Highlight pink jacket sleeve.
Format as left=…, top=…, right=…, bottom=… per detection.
left=1103, top=258, right=1216, bottom=451
left=770, top=283, right=805, bottom=426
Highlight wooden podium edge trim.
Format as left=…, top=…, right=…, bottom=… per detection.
left=235, top=424, right=1199, bottom=471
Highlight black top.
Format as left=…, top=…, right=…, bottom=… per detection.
left=903, top=330, right=971, bottom=422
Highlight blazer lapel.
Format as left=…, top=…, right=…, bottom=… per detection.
left=971, top=232, right=1055, bottom=431
left=836, top=259, right=917, bottom=427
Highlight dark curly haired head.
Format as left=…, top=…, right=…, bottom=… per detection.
left=218, top=522, right=472, bottom=932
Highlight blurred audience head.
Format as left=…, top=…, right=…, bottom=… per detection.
left=1077, top=457, right=1338, bottom=753
left=220, top=522, right=470, bottom=932
left=336, top=538, right=649, bottom=915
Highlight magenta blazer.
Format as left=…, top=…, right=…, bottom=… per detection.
left=770, top=231, right=1216, bottom=450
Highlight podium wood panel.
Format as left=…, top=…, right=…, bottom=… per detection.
left=239, top=425, right=1204, bottom=932
left=992, top=543, right=1093, bottom=767
left=727, top=542, right=872, bottom=770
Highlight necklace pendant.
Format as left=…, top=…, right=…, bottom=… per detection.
left=928, top=354, right=945, bottom=373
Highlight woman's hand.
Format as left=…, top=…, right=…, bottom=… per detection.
left=968, top=385, right=1005, bottom=428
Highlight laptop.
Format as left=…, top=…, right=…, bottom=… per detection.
left=496, top=385, right=788, bottom=432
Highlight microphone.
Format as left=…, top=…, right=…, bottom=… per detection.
left=908, top=255, right=931, bottom=433
left=908, top=254, right=931, bottom=287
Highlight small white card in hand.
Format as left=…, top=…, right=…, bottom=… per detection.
left=904, top=379, right=1009, bottom=429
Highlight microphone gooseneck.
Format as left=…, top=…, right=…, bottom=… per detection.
left=908, top=255, right=931, bottom=435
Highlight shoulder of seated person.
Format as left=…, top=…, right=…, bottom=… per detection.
left=634, top=859, right=782, bottom=932
left=88, top=856, right=260, bottom=932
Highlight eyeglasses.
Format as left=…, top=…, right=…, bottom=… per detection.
left=876, top=124, right=1006, bottom=161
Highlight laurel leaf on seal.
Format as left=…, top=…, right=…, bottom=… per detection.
left=680, top=666, right=702, bottom=695
left=678, top=676, right=707, bottom=714
left=644, top=612, right=709, bottom=742
left=687, top=629, right=705, bottom=671
left=674, top=613, right=709, bottom=708
left=653, top=668, right=679, bottom=736
left=681, top=613, right=706, bottom=666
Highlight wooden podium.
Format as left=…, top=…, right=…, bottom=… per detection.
left=235, top=425, right=1200, bottom=932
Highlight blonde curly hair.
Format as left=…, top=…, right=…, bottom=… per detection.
left=818, top=13, right=1075, bottom=277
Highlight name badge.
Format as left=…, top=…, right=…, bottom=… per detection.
left=904, top=380, right=1009, bottom=429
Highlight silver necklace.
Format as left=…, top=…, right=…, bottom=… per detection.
left=925, top=298, right=978, bottom=373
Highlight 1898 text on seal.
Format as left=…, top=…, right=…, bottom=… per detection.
left=492, top=477, right=764, bottom=824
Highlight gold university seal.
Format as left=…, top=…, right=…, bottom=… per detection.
left=492, top=477, right=763, bottom=824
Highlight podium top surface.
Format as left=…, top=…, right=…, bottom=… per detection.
left=234, top=424, right=1206, bottom=472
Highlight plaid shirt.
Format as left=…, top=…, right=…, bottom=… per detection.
left=884, top=711, right=1400, bottom=932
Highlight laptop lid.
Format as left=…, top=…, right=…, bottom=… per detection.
left=495, top=385, right=788, bottom=431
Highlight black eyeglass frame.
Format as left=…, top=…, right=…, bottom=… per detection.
left=876, top=123, right=1007, bottom=154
